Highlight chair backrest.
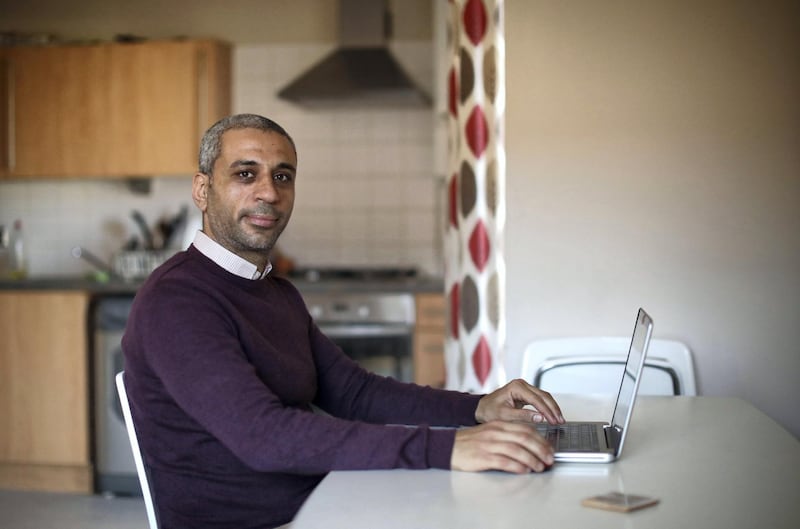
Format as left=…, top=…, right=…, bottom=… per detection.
left=115, top=371, right=159, bottom=529
left=520, top=337, right=697, bottom=396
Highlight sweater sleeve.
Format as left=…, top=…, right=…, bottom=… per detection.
left=309, top=322, right=482, bottom=428
left=126, top=272, right=480, bottom=475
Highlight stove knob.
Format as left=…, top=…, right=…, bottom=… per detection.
left=357, top=305, right=370, bottom=318
left=309, top=305, right=324, bottom=319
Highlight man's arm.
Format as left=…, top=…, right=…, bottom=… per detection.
left=309, top=323, right=482, bottom=428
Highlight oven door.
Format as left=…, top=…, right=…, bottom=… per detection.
left=319, top=323, right=413, bottom=382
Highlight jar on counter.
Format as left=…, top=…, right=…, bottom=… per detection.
left=1, top=220, right=27, bottom=279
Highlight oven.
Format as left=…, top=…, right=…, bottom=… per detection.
left=295, top=269, right=417, bottom=383
left=302, top=292, right=415, bottom=382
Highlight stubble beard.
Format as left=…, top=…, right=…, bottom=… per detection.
left=220, top=216, right=285, bottom=256
left=206, top=201, right=289, bottom=258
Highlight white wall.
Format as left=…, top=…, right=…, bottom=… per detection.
left=505, top=1, right=800, bottom=436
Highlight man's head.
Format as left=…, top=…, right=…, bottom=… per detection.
left=192, top=114, right=298, bottom=271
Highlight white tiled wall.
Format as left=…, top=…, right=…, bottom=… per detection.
left=0, top=42, right=443, bottom=277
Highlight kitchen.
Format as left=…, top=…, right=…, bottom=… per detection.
left=2, top=0, right=799, bottom=527
left=0, top=0, right=449, bottom=508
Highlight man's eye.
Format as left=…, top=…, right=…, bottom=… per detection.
left=237, top=171, right=255, bottom=180
left=274, top=172, right=293, bottom=183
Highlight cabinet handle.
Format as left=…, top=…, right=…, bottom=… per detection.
left=4, top=58, right=14, bottom=172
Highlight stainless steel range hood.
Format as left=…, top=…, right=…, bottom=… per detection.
left=277, top=0, right=431, bottom=108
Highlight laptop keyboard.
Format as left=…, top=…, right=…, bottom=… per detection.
left=540, top=423, right=602, bottom=452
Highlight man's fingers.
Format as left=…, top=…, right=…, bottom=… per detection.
left=508, top=381, right=565, bottom=424
left=451, top=421, right=555, bottom=474
left=498, top=407, right=548, bottom=424
left=475, top=379, right=566, bottom=425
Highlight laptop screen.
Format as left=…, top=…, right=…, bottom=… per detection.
left=610, top=309, right=653, bottom=432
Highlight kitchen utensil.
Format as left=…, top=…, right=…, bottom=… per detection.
left=157, top=205, right=189, bottom=249
left=168, top=205, right=189, bottom=248
left=131, top=210, right=154, bottom=250
left=122, top=236, right=140, bottom=251
left=71, top=246, right=121, bottom=281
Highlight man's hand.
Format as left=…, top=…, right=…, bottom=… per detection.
left=451, top=421, right=555, bottom=473
left=475, top=379, right=565, bottom=425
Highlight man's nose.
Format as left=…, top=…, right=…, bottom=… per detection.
left=255, top=176, right=279, bottom=202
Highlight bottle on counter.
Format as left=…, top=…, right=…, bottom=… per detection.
left=0, top=225, right=8, bottom=277
left=7, top=219, right=27, bottom=279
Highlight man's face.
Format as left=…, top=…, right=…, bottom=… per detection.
left=193, top=128, right=297, bottom=268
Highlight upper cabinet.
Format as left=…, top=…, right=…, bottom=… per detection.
left=0, top=39, right=231, bottom=179
left=105, top=40, right=231, bottom=177
left=5, top=44, right=110, bottom=177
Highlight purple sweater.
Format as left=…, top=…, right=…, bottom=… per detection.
left=121, top=246, right=481, bottom=528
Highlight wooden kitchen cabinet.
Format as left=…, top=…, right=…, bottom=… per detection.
left=4, top=44, right=110, bottom=177
left=0, top=291, right=92, bottom=493
left=106, top=40, right=231, bottom=176
left=2, top=39, right=230, bottom=178
left=413, top=293, right=447, bottom=388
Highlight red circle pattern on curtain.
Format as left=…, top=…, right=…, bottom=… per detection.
left=444, top=0, right=506, bottom=392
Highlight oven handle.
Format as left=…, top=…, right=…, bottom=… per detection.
left=318, top=323, right=413, bottom=338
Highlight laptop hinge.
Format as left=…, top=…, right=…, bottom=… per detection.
left=604, top=424, right=621, bottom=451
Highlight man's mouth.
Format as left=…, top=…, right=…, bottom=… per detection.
left=245, top=214, right=279, bottom=229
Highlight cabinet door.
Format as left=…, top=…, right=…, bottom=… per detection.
left=414, top=293, right=447, bottom=387
left=0, top=291, right=91, bottom=492
left=107, top=40, right=230, bottom=176
left=4, top=40, right=230, bottom=179
left=8, top=46, right=110, bottom=177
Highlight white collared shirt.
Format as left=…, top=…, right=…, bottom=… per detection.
left=192, top=230, right=273, bottom=280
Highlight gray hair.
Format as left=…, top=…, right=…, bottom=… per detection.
left=198, top=113, right=297, bottom=175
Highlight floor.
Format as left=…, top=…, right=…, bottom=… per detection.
left=0, top=489, right=148, bottom=529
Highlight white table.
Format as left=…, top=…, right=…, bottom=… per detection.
left=292, top=396, right=800, bottom=529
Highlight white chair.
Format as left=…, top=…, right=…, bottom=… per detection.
left=116, top=371, right=159, bottom=529
left=521, top=337, right=696, bottom=396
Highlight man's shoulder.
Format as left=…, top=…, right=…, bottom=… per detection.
left=139, top=249, right=199, bottom=287
left=134, top=249, right=219, bottom=303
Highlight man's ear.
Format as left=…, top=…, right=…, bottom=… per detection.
left=192, top=172, right=210, bottom=212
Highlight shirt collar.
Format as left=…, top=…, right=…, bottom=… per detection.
left=192, top=230, right=273, bottom=280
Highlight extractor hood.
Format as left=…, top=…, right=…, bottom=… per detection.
left=277, top=0, right=432, bottom=108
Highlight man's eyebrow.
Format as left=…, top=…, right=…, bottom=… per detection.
left=228, top=159, right=258, bottom=169
left=227, top=160, right=296, bottom=172
left=275, top=162, right=297, bottom=172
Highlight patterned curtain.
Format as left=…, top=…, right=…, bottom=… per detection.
left=444, top=0, right=506, bottom=393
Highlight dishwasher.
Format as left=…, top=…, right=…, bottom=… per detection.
left=93, top=295, right=141, bottom=496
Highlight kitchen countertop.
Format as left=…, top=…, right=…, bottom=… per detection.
left=0, top=275, right=445, bottom=296
left=0, top=276, right=142, bottom=294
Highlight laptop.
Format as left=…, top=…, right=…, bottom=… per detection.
left=536, top=308, right=654, bottom=463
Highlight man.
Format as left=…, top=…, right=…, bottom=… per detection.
left=122, top=114, right=564, bottom=529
